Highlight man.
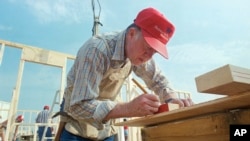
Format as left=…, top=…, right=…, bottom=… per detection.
left=59, top=7, right=193, bottom=141
left=123, top=119, right=128, bottom=141
left=36, top=105, right=52, bottom=141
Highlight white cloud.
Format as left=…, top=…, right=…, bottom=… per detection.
left=24, top=0, right=92, bottom=24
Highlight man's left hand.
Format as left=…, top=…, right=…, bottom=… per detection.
left=166, top=98, right=194, bottom=107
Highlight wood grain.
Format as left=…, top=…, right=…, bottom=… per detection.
left=115, top=91, right=250, bottom=127
left=141, top=109, right=250, bottom=141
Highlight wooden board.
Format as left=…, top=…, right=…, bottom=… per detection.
left=115, top=91, right=250, bottom=127
left=195, top=64, right=250, bottom=95
left=141, top=109, right=250, bottom=141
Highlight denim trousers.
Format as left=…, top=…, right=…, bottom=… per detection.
left=60, top=127, right=115, bottom=141
left=37, top=126, right=52, bottom=141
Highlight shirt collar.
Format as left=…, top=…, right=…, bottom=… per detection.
left=112, top=30, right=126, bottom=61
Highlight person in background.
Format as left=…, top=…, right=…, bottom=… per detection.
left=59, top=7, right=194, bottom=141
left=36, top=105, right=52, bottom=141
left=0, top=115, right=4, bottom=141
left=13, top=115, right=24, bottom=141
left=123, top=119, right=128, bottom=141
left=0, top=115, right=24, bottom=141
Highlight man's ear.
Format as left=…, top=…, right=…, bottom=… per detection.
left=127, top=27, right=137, bottom=39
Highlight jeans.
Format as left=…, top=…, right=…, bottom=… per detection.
left=60, top=128, right=115, bottom=141
left=37, top=126, right=52, bottom=141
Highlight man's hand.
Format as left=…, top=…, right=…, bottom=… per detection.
left=166, top=98, right=194, bottom=107
left=125, top=94, right=161, bottom=117
left=103, top=94, right=161, bottom=121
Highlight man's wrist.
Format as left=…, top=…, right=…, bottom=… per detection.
left=103, top=102, right=129, bottom=122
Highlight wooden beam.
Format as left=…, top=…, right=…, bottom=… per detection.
left=115, top=91, right=250, bottom=127
left=22, top=47, right=67, bottom=67
left=195, top=64, right=250, bottom=95
left=0, top=39, right=76, bottom=61
left=141, top=109, right=250, bottom=141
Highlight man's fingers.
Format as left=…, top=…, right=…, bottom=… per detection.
left=166, top=98, right=194, bottom=107
left=181, top=99, right=191, bottom=107
left=142, top=94, right=161, bottom=107
left=188, top=98, right=194, bottom=105
left=143, top=93, right=160, bottom=101
left=144, top=104, right=159, bottom=114
left=127, top=94, right=161, bottom=117
left=181, top=98, right=194, bottom=107
left=168, top=98, right=184, bottom=107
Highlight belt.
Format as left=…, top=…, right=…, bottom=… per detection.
left=63, top=127, right=95, bottom=141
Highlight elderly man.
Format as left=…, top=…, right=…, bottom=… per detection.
left=59, top=7, right=194, bottom=141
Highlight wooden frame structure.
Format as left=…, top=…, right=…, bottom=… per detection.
left=0, top=39, right=75, bottom=141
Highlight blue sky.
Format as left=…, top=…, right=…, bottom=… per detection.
left=0, top=0, right=250, bottom=112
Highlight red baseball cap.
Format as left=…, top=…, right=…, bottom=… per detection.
left=134, top=7, right=175, bottom=59
left=16, top=115, right=24, bottom=122
left=44, top=105, right=50, bottom=110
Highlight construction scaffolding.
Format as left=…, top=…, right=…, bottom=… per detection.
left=0, top=39, right=75, bottom=141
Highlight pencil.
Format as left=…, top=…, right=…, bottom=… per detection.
left=132, top=78, right=148, bottom=94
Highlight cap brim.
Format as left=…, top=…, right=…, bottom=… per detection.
left=141, top=30, right=168, bottom=59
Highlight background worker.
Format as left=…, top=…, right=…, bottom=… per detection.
left=123, top=119, right=128, bottom=141
left=59, top=7, right=194, bottom=141
left=0, top=115, right=4, bottom=141
left=0, top=115, right=24, bottom=141
left=36, top=105, right=52, bottom=141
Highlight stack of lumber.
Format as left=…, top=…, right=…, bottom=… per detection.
left=115, top=64, right=250, bottom=141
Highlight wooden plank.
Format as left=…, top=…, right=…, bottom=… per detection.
left=141, top=109, right=250, bottom=141
left=142, top=135, right=228, bottom=141
left=195, top=64, right=250, bottom=95
left=22, top=47, right=67, bottom=67
left=115, top=91, right=250, bottom=127
left=0, top=39, right=76, bottom=60
left=142, top=113, right=228, bottom=141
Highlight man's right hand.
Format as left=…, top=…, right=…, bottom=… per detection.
left=103, top=94, right=160, bottom=122
left=125, top=94, right=161, bottom=117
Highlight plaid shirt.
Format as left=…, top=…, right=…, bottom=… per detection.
left=64, top=30, right=175, bottom=128
left=36, top=109, right=49, bottom=123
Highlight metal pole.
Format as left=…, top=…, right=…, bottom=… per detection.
left=91, top=0, right=102, bottom=36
